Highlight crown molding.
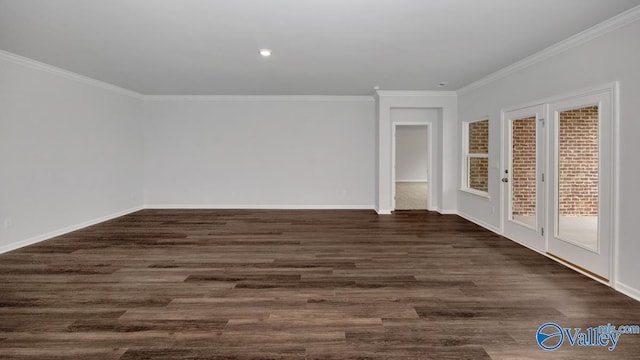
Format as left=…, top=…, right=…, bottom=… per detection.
left=0, top=52, right=374, bottom=101
left=142, top=95, right=374, bottom=102
left=457, top=5, right=640, bottom=95
left=375, top=90, right=457, bottom=97
left=0, top=50, right=143, bottom=99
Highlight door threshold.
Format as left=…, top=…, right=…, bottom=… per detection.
left=546, top=252, right=609, bottom=283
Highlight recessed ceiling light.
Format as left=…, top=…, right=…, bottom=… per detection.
left=438, top=82, right=448, bottom=87
left=259, top=49, right=272, bottom=57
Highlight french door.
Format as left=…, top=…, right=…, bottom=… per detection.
left=503, top=105, right=545, bottom=251
left=502, top=85, right=615, bottom=280
left=547, top=90, right=613, bottom=280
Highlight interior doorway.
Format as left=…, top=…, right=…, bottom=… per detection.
left=393, top=124, right=429, bottom=210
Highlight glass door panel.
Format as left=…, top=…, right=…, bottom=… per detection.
left=511, top=116, right=537, bottom=229
left=557, top=106, right=599, bottom=252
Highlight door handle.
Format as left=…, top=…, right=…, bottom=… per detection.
left=501, top=177, right=509, bottom=183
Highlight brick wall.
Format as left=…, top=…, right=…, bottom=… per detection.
left=559, top=106, right=598, bottom=216
left=468, top=120, right=488, bottom=192
left=511, top=117, right=536, bottom=216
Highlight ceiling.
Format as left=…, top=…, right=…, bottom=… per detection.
left=1, top=0, right=639, bottom=95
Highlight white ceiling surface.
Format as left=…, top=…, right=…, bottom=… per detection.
left=1, top=0, right=639, bottom=95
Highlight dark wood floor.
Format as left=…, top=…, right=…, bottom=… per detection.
left=1, top=210, right=639, bottom=359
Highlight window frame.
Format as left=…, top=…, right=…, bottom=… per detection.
left=461, top=118, right=490, bottom=197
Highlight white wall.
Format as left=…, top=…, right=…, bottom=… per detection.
left=395, top=125, right=428, bottom=182
left=375, top=92, right=458, bottom=214
left=457, top=19, right=640, bottom=296
left=143, top=97, right=375, bottom=208
left=0, top=53, right=144, bottom=252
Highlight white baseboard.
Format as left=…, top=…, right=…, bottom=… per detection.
left=0, top=206, right=144, bottom=254
left=457, top=211, right=501, bottom=233
left=616, top=281, right=640, bottom=302
left=395, top=179, right=428, bottom=183
left=378, top=208, right=452, bottom=214
left=434, top=208, right=457, bottom=215
left=145, top=204, right=375, bottom=210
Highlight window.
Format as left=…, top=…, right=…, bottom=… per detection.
left=463, top=119, right=489, bottom=194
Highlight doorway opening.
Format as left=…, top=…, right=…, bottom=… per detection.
left=393, top=125, right=429, bottom=210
